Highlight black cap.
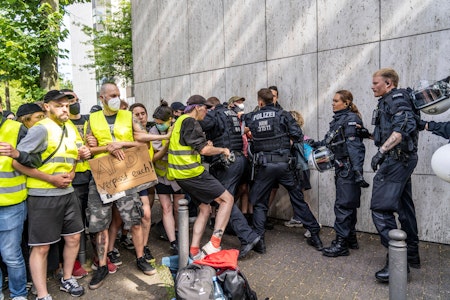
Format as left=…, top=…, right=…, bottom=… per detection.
left=43, top=90, right=74, bottom=103
left=170, top=101, right=186, bottom=111
left=16, top=103, right=43, bottom=118
left=186, top=95, right=211, bottom=107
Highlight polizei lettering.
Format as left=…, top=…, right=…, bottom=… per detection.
left=252, top=111, right=276, bottom=120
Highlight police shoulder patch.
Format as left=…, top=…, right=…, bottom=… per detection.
left=392, top=93, right=404, bottom=99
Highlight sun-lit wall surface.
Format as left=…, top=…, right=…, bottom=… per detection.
left=131, top=0, right=450, bottom=244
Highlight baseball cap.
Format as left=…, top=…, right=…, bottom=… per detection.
left=16, top=103, right=44, bottom=118
left=186, top=95, right=212, bottom=108
left=228, top=96, right=245, bottom=105
left=43, top=90, right=74, bottom=103
left=170, top=101, right=186, bottom=111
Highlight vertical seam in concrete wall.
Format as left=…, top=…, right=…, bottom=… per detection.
left=378, top=0, right=382, bottom=68
left=157, top=0, right=162, bottom=100
left=264, top=0, right=268, bottom=87
left=315, top=0, right=320, bottom=219
left=187, top=0, right=192, bottom=94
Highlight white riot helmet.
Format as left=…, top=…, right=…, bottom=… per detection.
left=411, top=76, right=450, bottom=115
left=431, top=143, right=450, bottom=183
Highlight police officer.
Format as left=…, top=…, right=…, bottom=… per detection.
left=312, top=90, right=369, bottom=257
left=244, top=88, right=323, bottom=252
left=200, top=96, right=261, bottom=259
left=421, top=120, right=450, bottom=139
left=370, top=68, right=420, bottom=283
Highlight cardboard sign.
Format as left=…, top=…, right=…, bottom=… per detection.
left=89, top=144, right=157, bottom=195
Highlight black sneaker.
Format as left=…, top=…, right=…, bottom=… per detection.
left=89, top=265, right=108, bottom=290
left=170, top=241, right=179, bottom=255
left=107, top=250, right=123, bottom=266
left=143, top=245, right=155, bottom=263
left=119, top=235, right=135, bottom=250
left=60, top=276, right=84, bottom=297
left=137, top=256, right=157, bottom=275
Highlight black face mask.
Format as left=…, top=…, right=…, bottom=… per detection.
left=69, top=102, right=81, bottom=115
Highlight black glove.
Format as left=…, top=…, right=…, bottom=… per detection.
left=354, top=170, right=370, bottom=188
left=304, top=139, right=317, bottom=147
left=356, top=127, right=372, bottom=139
left=418, top=120, right=427, bottom=131
left=371, top=151, right=385, bottom=172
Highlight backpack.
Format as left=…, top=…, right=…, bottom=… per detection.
left=175, top=263, right=216, bottom=300
left=217, top=268, right=258, bottom=300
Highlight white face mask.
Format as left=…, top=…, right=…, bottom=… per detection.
left=107, top=97, right=121, bottom=111
left=236, top=103, right=245, bottom=110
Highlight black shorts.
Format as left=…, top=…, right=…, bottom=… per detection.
left=28, top=193, right=84, bottom=246
left=176, top=171, right=225, bottom=206
left=155, top=182, right=183, bottom=194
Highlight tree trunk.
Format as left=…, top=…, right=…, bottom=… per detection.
left=5, top=81, right=11, bottom=111
left=39, top=0, right=59, bottom=91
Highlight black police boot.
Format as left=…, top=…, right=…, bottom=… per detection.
left=323, top=236, right=349, bottom=257
left=347, top=233, right=359, bottom=249
left=306, top=232, right=323, bottom=251
left=407, top=253, right=421, bottom=269
left=375, top=255, right=389, bottom=283
left=252, top=237, right=266, bottom=254
left=239, top=236, right=261, bottom=259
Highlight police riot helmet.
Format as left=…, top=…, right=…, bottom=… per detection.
left=308, top=146, right=335, bottom=172
left=411, top=77, right=450, bottom=115
left=431, top=143, right=450, bottom=183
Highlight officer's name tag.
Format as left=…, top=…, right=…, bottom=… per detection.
left=100, top=191, right=126, bottom=204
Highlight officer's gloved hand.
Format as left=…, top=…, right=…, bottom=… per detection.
left=371, top=150, right=385, bottom=172
left=356, top=127, right=372, bottom=139
left=305, top=139, right=317, bottom=147
left=418, top=120, right=427, bottom=131
left=354, top=170, right=370, bottom=188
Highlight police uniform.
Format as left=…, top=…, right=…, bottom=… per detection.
left=371, top=88, right=420, bottom=270
left=244, top=103, right=323, bottom=250
left=427, top=121, right=450, bottom=140
left=318, top=108, right=366, bottom=256
left=0, top=117, right=28, bottom=299
left=200, top=104, right=261, bottom=257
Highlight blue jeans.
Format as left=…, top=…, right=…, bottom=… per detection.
left=0, top=201, right=27, bottom=298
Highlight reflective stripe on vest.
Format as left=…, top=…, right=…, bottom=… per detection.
left=0, top=119, right=27, bottom=206
left=89, top=110, right=134, bottom=158
left=27, top=118, right=79, bottom=191
left=67, top=120, right=90, bottom=173
left=167, top=114, right=204, bottom=180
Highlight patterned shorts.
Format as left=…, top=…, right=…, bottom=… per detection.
left=87, top=179, right=143, bottom=233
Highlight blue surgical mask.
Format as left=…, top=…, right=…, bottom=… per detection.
left=156, top=123, right=169, bottom=132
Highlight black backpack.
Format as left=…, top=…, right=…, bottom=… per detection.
left=175, top=263, right=216, bottom=300
left=217, top=268, right=258, bottom=300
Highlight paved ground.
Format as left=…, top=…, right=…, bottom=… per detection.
left=6, top=202, right=449, bottom=300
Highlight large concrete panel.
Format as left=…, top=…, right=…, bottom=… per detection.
left=223, top=0, right=266, bottom=67
left=318, top=0, right=379, bottom=51
left=267, top=54, right=318, bottom=138
left=381, top=0, right=450, bottom=40
left=266, top=0, right=317, bottom=60
left=190, top=69, right=226, bottom=101
left=160, top=75, right=191, bottom=104
left=224, top=62, right=268, bottom=111
left=158, top=0, right=190, bottom=78
left=132, top=0, right=160, bottom=83
left=134, top=80, right=161, bottom=115
left=187, top=0, right=225, bottom=73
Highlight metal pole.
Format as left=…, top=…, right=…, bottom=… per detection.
left=78, top=231, right=86, bottom=264
left=389, top=229, right=407, bottom=300
left=178, top=199, right=189, bottom=268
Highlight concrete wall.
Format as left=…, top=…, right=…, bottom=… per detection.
left=131, top=0, right=450, bottom=244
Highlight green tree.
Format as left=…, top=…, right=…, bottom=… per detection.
left=0, top=0, right=86, bottom=110
left=81, top=0, right=133, bottom=86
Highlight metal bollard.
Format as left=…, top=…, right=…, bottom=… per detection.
left=178, top=199, right=189, bottom=269
left=389, top=229, right=407, bottom=300
left=78, top=231, right=86, bottom=264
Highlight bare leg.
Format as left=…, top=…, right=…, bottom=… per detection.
left=140, top=195, right=151, bottom=246
left=190, top=204, right=210, bottom=249
left=29, top=245, right=50, bottom=298
left=212, top=190, right=234, bottom=237
left=131, top=224, right=144, bottom=258
left=108, top=205, right=123, bottom=253
left=96, top=230, right=109, bottom=267
left=62, top=233, right=81, bottom=280
left=159, top=194, right=176, bottom=242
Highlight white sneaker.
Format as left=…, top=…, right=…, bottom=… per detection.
left=284, top=218, right=303, bottom=228
left=192, top=241, right=221, bottom=260
left=304, top=230, right=311, bottom=238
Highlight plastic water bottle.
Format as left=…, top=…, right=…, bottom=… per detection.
left=212, top=276, right=227, bottom=300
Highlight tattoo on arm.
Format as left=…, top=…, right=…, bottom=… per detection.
left=133, top=117, right=145, bottom=131
left=381, top=131, right=402, bottom=152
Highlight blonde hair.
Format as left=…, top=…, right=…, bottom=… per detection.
left=373, top=68, right=399, bottom=87
left=289, top=110, right=305, bottom=129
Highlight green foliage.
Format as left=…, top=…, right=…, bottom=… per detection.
left=81, top=0, right=133, bottom=86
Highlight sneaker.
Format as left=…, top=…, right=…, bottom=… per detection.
left=143, top=246, right=155, bottom=263
left=89, top=265, right=108, bottom=290
left=91, top=258, right=118, bottom=274
left=107, top=250, right=123, bottom=266
left=11, top=297, right=28, bottom=300
left=136, top=257, right=157, bottom=276
left=170, top=241, right=179, bottom=255
left=60, top=276, right=85, bottom=297
left=200, top=241, right=221, bottom=258
left=304, top=229, right=311, bottom=238
left=120, top=235, right=135, bottom=250
left=284, top=218, right=303, bottom=228
left=111, top=247, right=121, bottom=257
left=36, top=294, right=53, bottom=300
left=72, top=260, right=88, bottom=279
